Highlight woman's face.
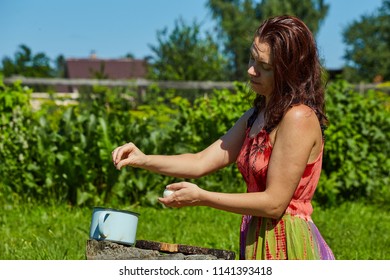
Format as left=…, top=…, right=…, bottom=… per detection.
left=248, top=38, right=274, bottom=99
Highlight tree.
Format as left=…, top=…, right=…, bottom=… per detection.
left=148, top=17, right=228, bottom=81
left=207, top=0, right=258, bottom=81
left=124, top=53, right=135, bottom=59
left=257, top=0, right=328, bottom=36
left=53, top=54, right=66, bottom=78
left=1, top=44, right=53, bottom=77
left=342, top=0, right=390, bottom=82
left=207, top=0, right=329, bottom=80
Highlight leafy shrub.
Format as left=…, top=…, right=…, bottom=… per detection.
left=0, top=78, right=38, bottom=201
left=0, top=78, right=388, bottom=208
left=318, top=80, right=390, bottom=206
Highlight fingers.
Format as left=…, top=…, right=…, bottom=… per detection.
left=112, top=142, right=135, bottom=168
left=165, top=182, right=185, bottom=191
left=114, top=158, right=130, bottom=170
left=158, top=194, right=182, bottom=208
left=111, top=148, right=119, bottom=163
left=159, top=184, right=182, bottom=207
left=159, top=182, right=201, bottom=208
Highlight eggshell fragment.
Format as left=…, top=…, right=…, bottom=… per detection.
left=163, top=189, right=175, bottom=198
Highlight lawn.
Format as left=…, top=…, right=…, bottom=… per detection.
left=0, top=200, right=388, bottom=260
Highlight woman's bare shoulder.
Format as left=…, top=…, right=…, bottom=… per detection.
left=276, top=104, right=321, bottom=142
left=283, top=104, right=318, bottom=125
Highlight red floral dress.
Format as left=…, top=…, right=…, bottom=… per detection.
left=236, top=123, right=335, bottom=260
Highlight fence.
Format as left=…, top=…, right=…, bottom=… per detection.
left=3, top=77, right=235, bottom=89
left=3, top=77, right=238, bottom=105
left=4, top=76, right=390, bottom=103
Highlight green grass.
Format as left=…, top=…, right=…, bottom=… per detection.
left=312, top=202, right=390, bottom=260
left=0, top=200, right=388, bottom=260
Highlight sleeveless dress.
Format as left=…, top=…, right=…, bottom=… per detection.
left=236, top=116, right=335, bottom=260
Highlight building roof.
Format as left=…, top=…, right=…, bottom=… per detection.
left=65, top=58, right=147, bottom=79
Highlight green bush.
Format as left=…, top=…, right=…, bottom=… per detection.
left=318, top=80, right=390, bottom=207
left=0, top=78, right=388, bottom=207
left=0, top=78, right=38, bottom=201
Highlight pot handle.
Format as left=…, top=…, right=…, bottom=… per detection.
left=98, top=211, right=109, bottom=238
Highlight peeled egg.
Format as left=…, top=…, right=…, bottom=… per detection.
left=163, top=189, right=175, bottom=198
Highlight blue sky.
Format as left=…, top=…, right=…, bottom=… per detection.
left=0, top=0, right=384, bottom=70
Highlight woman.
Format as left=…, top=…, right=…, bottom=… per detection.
left=112, top=15, right=335, bottom=260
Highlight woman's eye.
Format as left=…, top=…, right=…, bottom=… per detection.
left=261, top=63, right=272, bottom=71
left=249, top=54, right=272, bottom=71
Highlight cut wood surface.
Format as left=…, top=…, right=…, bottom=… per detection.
left=135, top=240, right=236, bottom=260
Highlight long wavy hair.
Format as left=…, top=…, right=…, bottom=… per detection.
left=252, top=15, right=328, bottom=133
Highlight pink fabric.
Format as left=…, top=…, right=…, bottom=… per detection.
left=236, top=128, right=323, bottom=220
left=236, top=127, right=334, bottom=259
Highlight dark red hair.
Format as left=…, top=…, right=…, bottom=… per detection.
left=253, top=15, right=327, bottom=132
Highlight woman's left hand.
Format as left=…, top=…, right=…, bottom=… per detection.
left=158, top=182, right=204, bottom=208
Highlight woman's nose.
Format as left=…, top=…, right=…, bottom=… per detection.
left=247, top=65, right=258, bottom=77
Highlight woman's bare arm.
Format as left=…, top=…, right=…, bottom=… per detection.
left=159, top=105, right=322, bottom=219
left=112, top=108, right=254, bottom=178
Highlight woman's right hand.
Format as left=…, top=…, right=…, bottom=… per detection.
left=112, top=142, right=147, bottom=170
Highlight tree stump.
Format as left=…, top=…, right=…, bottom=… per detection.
left=86, top=239, right=236, bottom=260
